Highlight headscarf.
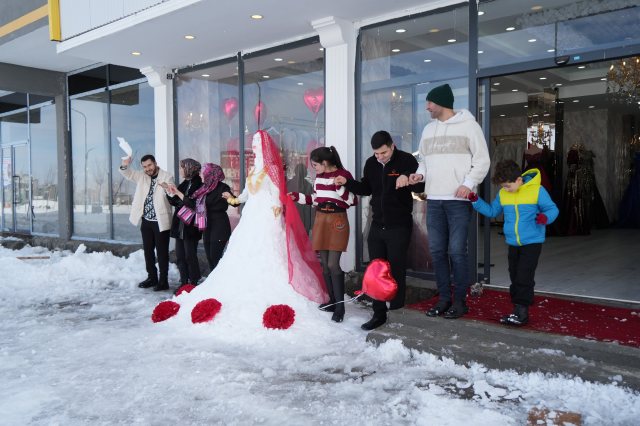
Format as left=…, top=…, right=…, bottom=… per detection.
left=176, top=163, right=225, bottom=230
left=180, top=158, right=201, bottom=180
left=255, top=130, right=329, bottom=304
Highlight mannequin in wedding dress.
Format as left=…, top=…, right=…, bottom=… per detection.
left=166, top=131, right=329, bottom=336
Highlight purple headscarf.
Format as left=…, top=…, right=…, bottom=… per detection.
left=177, top=163, right=225, bottom=230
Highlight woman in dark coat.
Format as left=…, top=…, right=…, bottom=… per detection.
left=164, top=159, right=203, bottom=292
left=170, top=163, right=236, bottom=277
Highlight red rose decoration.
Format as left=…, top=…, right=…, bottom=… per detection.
left=191, top=299, right=222, bottom=324
left=152, top=301, right=180, bottom=323
left=263, top=304, right=295, bottom=330
left=175, top=284, right=196, bottom=297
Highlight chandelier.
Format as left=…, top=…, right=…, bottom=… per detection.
left=606, top=57, right=640, bottom=106
left=186, top=111, right=204, bottom=136
left=530, top=122, right=552, bottom=146
left=390, top=91, right=405, bottom=112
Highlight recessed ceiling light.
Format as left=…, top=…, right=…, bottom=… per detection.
left=573, top=100, right=579, bottom=102
left=478, top=50, right=484, bottom=54
left=251, top=14, right=263, bottom=19
left=531, top=6, right=542, bottom=10
left=131, top=52, right=141, bottom=55
left=500, top=114, right=505, bottom=117
left=601, top=78, right=607, bottom=80
left=392, top=49, right=400, bottom=52
left=202, top=74, right=209, bottom=77
left=319, top=48, right=324, bottom=51
left=512, top=89, right=518, bottom=91
left=263, top=76, right=270, bottom=78
left=540, top=77, right=547, bottom=80
left=589, top=106, right=595, bottom=108
left=430, top=29, right=439, bottom=33
left=288, top=61, right=295, bottom=64
left=297, top=83, right=303, bottom=85
left=555, top=83, right=562, bottom=86
left=448, top=39, right=456, bottom=43
left=506, top=27, right=515, bottom=31
left=524, top=105, right=528, bottom=107
left=494, top=83, right=500, bottom=85
left=184, top=35, right=195, bottom=39
left=547, top=49, right=555, bottom=52
left=396, top=29, right=406, bottom=33
left=578, top=66, right=585, bottom=69
left=478, top=11, right=485, bottom=15
left=424, top=59, right=431, bottom=62
left=529, top=39, right=537, bottom=42
left=233, top=73, right=238, bottom=76
left=274, top=58, right=283, bottom=61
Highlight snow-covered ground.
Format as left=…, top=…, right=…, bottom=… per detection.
left=1, top=240, right=639, bottom=425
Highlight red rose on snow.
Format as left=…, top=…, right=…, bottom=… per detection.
left=175, top=284, right=196, bottom=297
left=152, top=301, right=180, bottom=323
left=191, top=299, right=222, bottom=324
left=263, top=305, right=295, bottom=330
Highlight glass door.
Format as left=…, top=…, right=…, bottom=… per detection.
left=2, top=147, right=12, bottom=231
left=1, top=144, right=31, bottom=233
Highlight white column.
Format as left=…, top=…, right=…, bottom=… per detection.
left=140, top=66, right=174, bottom=172
left=312, top=16, right=357, bottom=272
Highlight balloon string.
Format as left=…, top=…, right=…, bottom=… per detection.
left=320, top=293, right=363, bottom=309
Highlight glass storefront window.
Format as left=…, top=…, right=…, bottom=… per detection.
left=1, top=112, right=29, bottom=233
left=110, top=83, right=155, bottom=242
left=359, top=6, right=469, bottom=273
left=243, top=42, right=325, bottom=234
left=30, top=105, right=59, bottom=235
left=71, top=91, right=110, bottom=239
left=176, top=60, right=241, bottom=231
left=68, top=66, right=107, bottom=97
left=0, top=92, right=28, bottom=115
left=478, top=0, right=640, bottom=68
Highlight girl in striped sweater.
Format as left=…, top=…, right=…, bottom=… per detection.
left=289, top=146, right=357, bottom=323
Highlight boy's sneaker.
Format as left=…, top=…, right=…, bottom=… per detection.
left=444, top=299, right=469, bottom=319
left=500, top=304, right=529, bottom=326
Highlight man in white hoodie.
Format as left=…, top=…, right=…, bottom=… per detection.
left=404, top=84, right=490, bottom=319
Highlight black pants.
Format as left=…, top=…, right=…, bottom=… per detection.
left=367, top=224, right=412, bottom=317
left=140, top=218, right=170, bottom=282
left=204, top=241, right=227, bottom=273
left=508, top=243, right=542, bottom=307
left=175, top=237, right=201, bottom=284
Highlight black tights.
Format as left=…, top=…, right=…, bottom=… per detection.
left=319, top=250, right=342, bottom=275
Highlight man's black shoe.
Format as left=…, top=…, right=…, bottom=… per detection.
left=444, top=299, right=469, bottom=319
left=500, top=304, right=529, bottom=326
left=361, top=315, right=387, bottom=331
left=426, top=300, right=452, bottom=317
left=153, top=279, right=170, bottom=292
left=138, top=278, right=157, bottom=289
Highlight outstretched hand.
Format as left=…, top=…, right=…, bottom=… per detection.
left=333, top=176, right=347, bottom=186
left=408, top=174, right=423, bottom=185
left=396, top=175, right=409, bottom=189
left=221, top=192, right=231, bottom=199
left=121, top=157, right=132, bottom=168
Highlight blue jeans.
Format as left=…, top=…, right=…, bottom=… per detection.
left=426, top=200, right=473, bottom=302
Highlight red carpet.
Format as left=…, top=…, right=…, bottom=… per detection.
left=405, top=289, right=640, bottom=348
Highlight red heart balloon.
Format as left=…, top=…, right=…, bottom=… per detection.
left=221, top=97, right=239, bottom=125
left=357, top=259, right=398, bottom=302
left=303, top=88, right=324, bottom=118
left=254, top=101, right=267, bottom=127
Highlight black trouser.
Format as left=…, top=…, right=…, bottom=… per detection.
left=204, top=241, right=227, bottom=273
left=508, top=243, right=542, bottom=307
left=175, top=237, right=201, bottom=284
left=367, top=224, right=412, bottom=317
left=140, top=218, right=170, bottom=282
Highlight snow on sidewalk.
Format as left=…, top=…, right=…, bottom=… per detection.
left=0, top=241, right=639, bottom=425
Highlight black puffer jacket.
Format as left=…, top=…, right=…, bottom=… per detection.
left=167, top=176, right=203, bottom=240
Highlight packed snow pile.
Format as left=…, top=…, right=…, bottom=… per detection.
left=1, top=243, right=639, bottom=425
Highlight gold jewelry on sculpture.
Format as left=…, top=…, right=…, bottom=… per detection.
left=227, top=197, right=239, bottom=205
left=248, top=168, right=267, bottom=195
left=271, top=206, right=282, bottom=218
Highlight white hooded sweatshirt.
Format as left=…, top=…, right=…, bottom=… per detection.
left=416, top=109, right=490, bottom=200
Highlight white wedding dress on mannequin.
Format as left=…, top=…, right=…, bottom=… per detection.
left=167, top=132, right=330, bottom=340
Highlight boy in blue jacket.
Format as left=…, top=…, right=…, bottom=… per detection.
left=468, top=160, right=559, bottom=325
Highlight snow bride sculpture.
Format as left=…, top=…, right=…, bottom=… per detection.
left=155, top=130, right=330, bottom=332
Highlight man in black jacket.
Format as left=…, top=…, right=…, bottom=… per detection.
left=335, top=131, right=425, bottom=330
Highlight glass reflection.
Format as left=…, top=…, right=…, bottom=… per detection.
left=31, top=105, right=59, bottom=235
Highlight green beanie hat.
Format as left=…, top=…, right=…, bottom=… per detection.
left=426, top=84, right=454, bottom=109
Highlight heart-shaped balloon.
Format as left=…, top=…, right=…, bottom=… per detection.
left=221, top=97, right=239, bottom=125
left=254, top=101, right=267, bottom=128
left=303, top=88, right=324, bottom=118
left=356, top=259, right=398, bottom=302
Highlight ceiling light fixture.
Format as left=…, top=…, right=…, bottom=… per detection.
left=288, top=61, right=295, bottom=64
left=512, top=89, right=518, bottom=91
left=184, top=35, right=195, bottom=39
left=529, top=39, right=537, bottom=42
left=430, top=29, right=439, bottom=33
left=506, top=27, right=515, bottom=31
left=274, top=58, right=283, bottom=61
left=589, top=106, right=595, bottom=108
left=573, top=100, right=579, bottom=102
left=263, top=75, right=270, bottom=78
left=448, top=39, right=456, bottom=43
left=131, top=52, right=141, bottom=55
left=540, top=77, right=547, bottom=80
left=500, top=114, right=505, bottom=117
left=251, top=14, right=263, bottom=19
left=392, top=49, right=400, bottom=52
left=478, top=50, right=483, bottom=54
left=424, top=59, right=431, bottom=62
left=547, top=49, right=555, bottom=52
left=202, top=74, right=209, bottom=77
left=298, top=83, right=303, bottom=85
left=578, top=66, right=585, bottom=69
left=478, top=11, right=484, bottom=15
left=396, top=29, right=406, bottom=33
left=319, top=48, right=324, bottom=51
left=494, top=83, right=500, bottom=85
left=524, top=105, right=528, bottom=107
left=601, top=78, right=607, bottom=80
left=555, top=84, right=562, bottom=86
left=531, top=6, right=542, bottom=10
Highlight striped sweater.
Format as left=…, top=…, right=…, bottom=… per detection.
left=292, top=170, right=358, bottom=210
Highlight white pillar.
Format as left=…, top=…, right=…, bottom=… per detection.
left=140, top=66, right=174, bottom=172
left=312, top=17, right=357, bottom=272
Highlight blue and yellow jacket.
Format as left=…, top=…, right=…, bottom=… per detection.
left=471, top=169, right=559, bottom=246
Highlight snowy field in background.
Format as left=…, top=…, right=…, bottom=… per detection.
left=1, top=240, right=639, bottom=425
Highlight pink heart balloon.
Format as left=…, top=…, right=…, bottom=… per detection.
left=303, top=88, right=324, bottom=118
left=221, top=97, right=239, bottom=125
left=254, top=101, right=267, bottom=128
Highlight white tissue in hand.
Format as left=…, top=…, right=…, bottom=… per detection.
left=118, top=137, right=133, bottom=159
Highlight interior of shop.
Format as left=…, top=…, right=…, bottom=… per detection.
left=481, top=59, right=640, bottom=302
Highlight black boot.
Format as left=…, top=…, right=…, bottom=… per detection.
left=444, top=299, right=469, bottom=319
left=426, top=299, right=452, bottom=317
left=153, top=278, right=170, bottom=292
left=500, top=304, right=529, bottom=326
left=361, top=315, right=387, bottom=331
left=138, top=277, right=157, bottom=289
left=173, top=279, right=188, bottom=295
left=331, top=274, right=345, bottom=323
left=319, top=273, right=336, bottom=312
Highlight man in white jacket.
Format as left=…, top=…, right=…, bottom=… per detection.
left=406, top=84, right=490, bottom=319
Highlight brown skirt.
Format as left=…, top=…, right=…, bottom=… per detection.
left=312, top=211, right=350, bottom=252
